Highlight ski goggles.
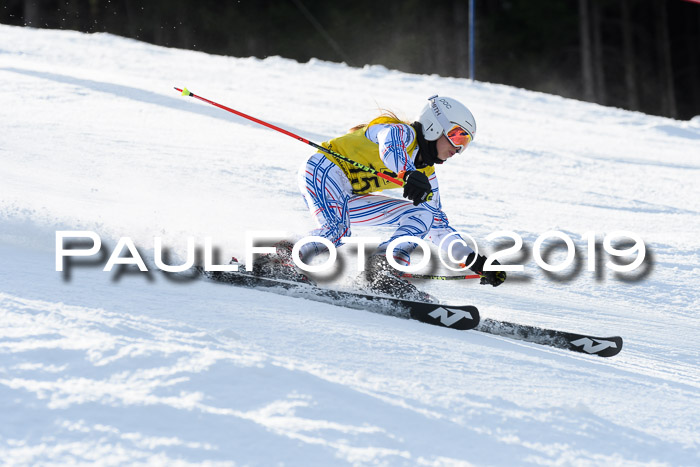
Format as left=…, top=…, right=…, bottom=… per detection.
left=445, top=124, right=472, bottom=153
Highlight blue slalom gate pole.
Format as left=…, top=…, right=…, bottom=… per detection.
left=469, top=0, right=475, bottom=81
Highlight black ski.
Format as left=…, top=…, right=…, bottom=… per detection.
left=199, top=269, right=480, bottom=331
left=196, top=269, right=622, bottom=357
left=475, top=319, right=623, bottom=357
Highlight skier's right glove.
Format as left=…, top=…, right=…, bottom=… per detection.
left=402, top=170, right=431, bottom=206
left=465, top=253, right=507, bottom=287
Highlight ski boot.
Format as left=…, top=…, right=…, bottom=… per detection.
left=365, top=254, right=432, bottom=302
left=252, top=240, right=315, bottom=285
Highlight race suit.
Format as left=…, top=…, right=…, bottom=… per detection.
left=297, top=116, right=474, bottom=266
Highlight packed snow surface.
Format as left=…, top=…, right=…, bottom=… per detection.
left=1, top=25, right=699, bottom=465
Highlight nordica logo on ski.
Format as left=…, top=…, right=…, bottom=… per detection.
left=428, top=307, right=475, bottom=327
left=570, top=337, right=618, bottom=354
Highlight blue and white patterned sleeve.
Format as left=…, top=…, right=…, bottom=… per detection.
left=367, top=123, right=417, bottom=174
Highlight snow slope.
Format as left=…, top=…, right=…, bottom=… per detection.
left=1, top=25, right=699, bottom=465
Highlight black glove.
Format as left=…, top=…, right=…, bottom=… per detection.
left=402, top=171, right=431, bottom=206
left=466, top=253, right=507, bottom=287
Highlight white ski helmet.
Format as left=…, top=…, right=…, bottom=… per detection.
left=417, top=95, right=476, bottom=145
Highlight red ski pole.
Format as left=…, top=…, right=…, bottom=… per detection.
left=174, top=87, right=407, bottom=188
left=400, top=273, right=482, bottom=280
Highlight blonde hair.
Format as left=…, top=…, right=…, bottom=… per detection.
left=348, top=109, right=410, bottom=133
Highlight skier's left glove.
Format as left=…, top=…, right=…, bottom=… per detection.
left=402, top=171, right=431, bottom=206
left=465, top=253, right=507, bottom=287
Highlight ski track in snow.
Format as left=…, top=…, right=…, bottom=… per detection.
left=1, top=25, right=699, bottom=465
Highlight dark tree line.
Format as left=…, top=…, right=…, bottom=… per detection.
left=2, top=0, right=698, bottom=119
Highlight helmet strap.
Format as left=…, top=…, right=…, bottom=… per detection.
left=411, top=122, right=443, bottom=167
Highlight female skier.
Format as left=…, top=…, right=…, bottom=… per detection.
left=254, top=95, right=506, bottom=298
